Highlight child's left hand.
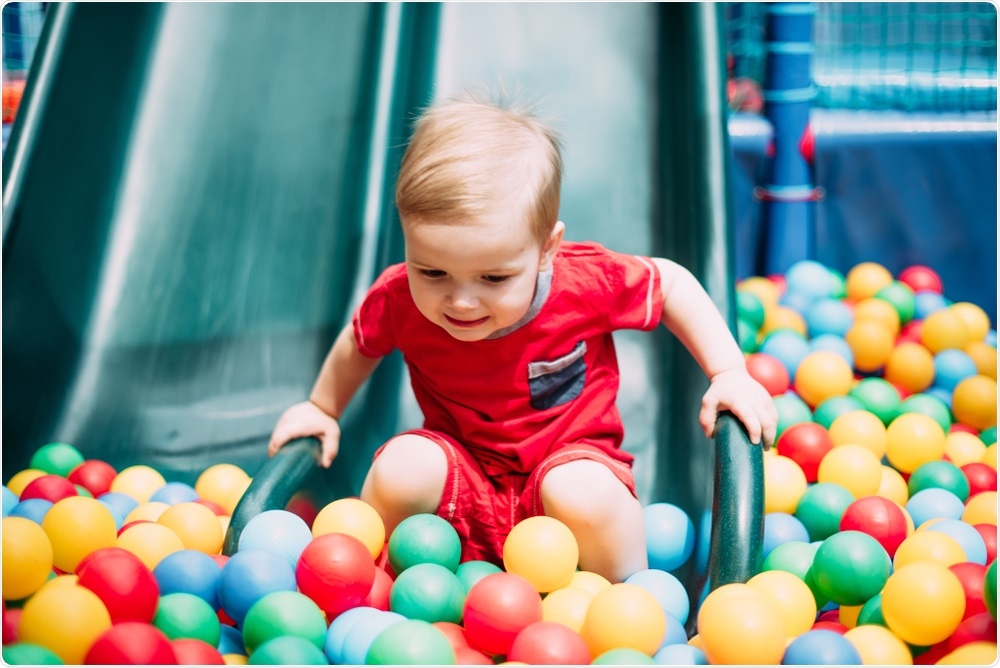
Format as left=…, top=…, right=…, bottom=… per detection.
left=700, top=369, right=778, bottom=450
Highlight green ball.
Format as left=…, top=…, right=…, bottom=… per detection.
left=388, top=563, right=466, bottom=624
left=762, top=541, right=820, bottom=581
left=242, top=591, right=326, bottom=654
left=848, top=378, right=901, bottom=425
left=985, top=560, right=997, bottom=620
left=810, top=530, right=890, bottom=606
left=29, top=442, right=85, bottom=478
left=813, top=396, right=866, bottom=430
left=2, top=643, right=64, bottom=665
left=900, top=393, right=952, bottom=433
left=829, top=270, right=847, bottom=299
left=979, top=426, right=997, bottom=447
left=774, top=393, right=813, bottom=439
left=153, top=592, right=221, bottom=646
left=875, top=282, right=916, bottom=324
left=455, top=560, right=502, bottom=592
left=907, top=460, right=970, bottom=501
left=249, top=636, right=328, bottom=665
left=738, top=318, right=758, bottom=354
left=737, top=291, right=766, bottom=330
left=857, top=593, right=887, bottom=627
left=794, top=482, right=855, bottom=542
left=592, top=648, right=656, bottom=665
left=388, top=514, right=461, bottom=574
left=366, top=619, right=456, bottom=665
left=803, top=563, right=830, bottom=609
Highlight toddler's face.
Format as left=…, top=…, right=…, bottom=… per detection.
left=402, top=212, right=557, bottom=342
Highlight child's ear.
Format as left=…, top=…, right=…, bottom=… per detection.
left=540, top=221, right=565, bottom=270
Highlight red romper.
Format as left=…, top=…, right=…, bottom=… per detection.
left=352, top=241, right=664, bottom=563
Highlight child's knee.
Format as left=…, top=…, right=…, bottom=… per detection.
left=540, top=459, right=634, bottom=521
left=366, top=433, right=447, bottom=503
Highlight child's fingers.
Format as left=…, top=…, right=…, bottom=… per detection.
left=700, top=399, right=720, bottom=439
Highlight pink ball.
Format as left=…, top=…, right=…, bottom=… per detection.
left=839, top=496, right=909, bottom=558
left=463, top=572, right=542, bottom=656
left=295, top=533, right=375, bottom=617
left=84, top=622, right=177, bottom=664
left=76, top=547, right=160, bottom=624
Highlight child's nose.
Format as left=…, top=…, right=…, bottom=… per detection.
left=448, top=285, right=480, bottom=310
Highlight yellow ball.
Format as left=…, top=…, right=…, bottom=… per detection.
left=2, top=516, right=54, bottom=600
left=312, top=498, right=386, bottom=559
left=830, top=409, right=888, bottom=460
left=839, top=604, right=863, bottom=629
left=697, top=587, right=786, bottom=665
left=195, top=464, right=251, bottom=515
left=6, top=468, right=47, bottom=496
left=893, top=530, right=966, bottom=570
left=110, top=465, right=167, bottom=504
left=854, top=297, right=901, bottom=337
left=747, top=569, right=817, bottom=638
left=503, top=516, right=579, bottom=593
left=963, top=491, right=997, bottom=525
left=157, top=501, right=224, bottom=555
left=921, top=309, right=970, bottom=353
left=944, top=431, right=988, bottom=467
left=763, top=454, right=808, bottom=514
left=845, top=320, right=895, bottom=373
left=884, top=342, right=936, bottom=393
left=983, top=443, right=997, bottom=469
left=541, top=586, right=595, bottom=634
left=950, top=302, right=991, bottom=342
left=116, top=521, right=185, bottom=570
left=936, top=641, right=998, bottom=665
left=876, top=465, right=911, bottom=507
left=952, top=375, right=997, bottom=431
left=18, top=583, right=112, bottom=664
left=125, top=501, right=170, bottom=524
left=881, top=562, right=965, bottom=645
left=41, top=496, right=117, bottom=572
left=845, top=262, right=894, bottom=302
left=885, top=413, right=946, bottom=474
left=817, top=444, right=883, bottom=499
left=794, top=351, right=854, bottom=407
left=761, top=305, right=808, bottom=337
left=965, top=340, right=998, bottom=380
left=566, top=571, right=612, bottom=595
left=738, top=276, right=781, bottom=309
left=223, top=654, right=250, bottom=665
left=581, top=583, right=667, bottom=657
left=843, top=624, right=913, bottom=665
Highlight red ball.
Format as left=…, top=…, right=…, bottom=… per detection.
left=463, top=572, right=542, bottom=656
left=3, top=605, right=21, bottom=644
left=776, top=422, right=834, bottom=482
left=951, top=423, right=980, bottom=435
left=767, top=274, right=787, bottom=294
left=899, top=265, right=944, bottom=294
left=20, top=474, right=78, bottom=503
left=364, top=566, right=393, bottom=611
left=195, top=498, right=228, bottom=516
left=118, top=519, right=153, bottom=537
left=839, top=496, right=909, bottom=558
left=962, top=463, right=998, bottom=498
left=810, top=620, right=849, bottom=635
left=897, top=320, right=923, bottom=345
left=949, top=562, right=988, bottom=620
left=973, top=524, right=997, bottom=564
left=508, top=621, right=592, bottom=665
left=947, top=612, right=997, bottom=651
left=76, top=547, right=160, bottom=623
left=914, top=641, right=951, bottom=665
left=746, top=353, right=791, bottom=397
left=67, top=459, right=118, bottom=498
left=295, top=532, right=376, bottom=617
left=433, top=621, right=470, bottom=651
left=453, top=645, right=495, bottom=665
left=84, top=622, right=178, bottom=664
left=171, top=638, right=226, bottom=665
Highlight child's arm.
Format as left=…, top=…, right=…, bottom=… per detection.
left=267, top=324, right=382, bottom=467
left=651, top=257, right=778, bottom=449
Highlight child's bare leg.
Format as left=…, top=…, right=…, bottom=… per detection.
left=360, top=433, right=447, bottom=535
left=540, top=459, right=648, bottom=583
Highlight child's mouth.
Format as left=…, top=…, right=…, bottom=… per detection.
left=445, top=314, right=489, bottom=328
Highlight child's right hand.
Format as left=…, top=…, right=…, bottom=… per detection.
left=267, top=401, right=341, bottom=468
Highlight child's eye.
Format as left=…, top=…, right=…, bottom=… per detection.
left=420, top=269, right=446, bottom=278
left=483, top=275, right=510, bottom=284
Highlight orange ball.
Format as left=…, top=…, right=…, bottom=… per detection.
left=157, top=501, right=224, bottom=554
left=884, top=342, right=936, bottom=393
left=845, top=320, right=895, bottom=373
left=949, top=302, right=991, bottom=341
left=762, top=305, right=808, bottom=337
left=854, top=297, right=901, bottom=337
left=763, top=454, right=808, bottom=514
left=817, top=444, right=883, bottom=499
left=952, top=375, right=997, bottom=431
left=794, top=351, right=854, bottom=407
left=965, top=341, right=997, bottom=380
left=829, top=409, right=888, bottom=460
left=845, top=262, right=894, bottom=302
left=921, top=310, right=970, bottom=353
left=738, top=277, right=781, bottom=309
left=963, top=491, right=997, bottom=526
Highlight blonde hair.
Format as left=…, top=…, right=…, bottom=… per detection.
left=395, top=90, right=563, bottom=246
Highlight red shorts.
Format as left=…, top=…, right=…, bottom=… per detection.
left=372, top=428, right=637, bottom=566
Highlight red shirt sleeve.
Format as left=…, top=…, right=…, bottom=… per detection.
left=606, top=250, right=663, bottom=332
left=351, top=263, right=406, bottom=359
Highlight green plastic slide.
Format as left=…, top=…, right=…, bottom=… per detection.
left=2, top=3, right=762, bottom=630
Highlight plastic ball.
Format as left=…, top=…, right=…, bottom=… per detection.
left=581, top=583, right=666, bottom=657
left=125, top=501, right=170, bottom=524
left=312, top=498, right=385, bottom=559
left=65, top=460, right=117, bottom=498
left=886, top=412, right=947, bottom=473
left=365, top=619, right=455, bottom=665
left=928, top=519, right=988, bottom=565
left=249, top=635, right=327, bottom=665
left=39, top=496, right=117, bottom=572
left=745, top=352, right=791, bottom=396
left=238, top=509, right=312, bottom=569
left=775, top=422, right=834, bottom=482
left=389, top=562, right=465, bottom=623
left=901, top=392, right=953, bottom=432
left=949, top=302, right=991, bottom=341
left=98, top=491, right=140, bottom=522
left=387, top=513, right=461, bottom=574
left=624, top=568, right=690, bottom=626
left=697, top=586, right=785, bottom=665
left=507, top=620, right=591, bottom=665
left=884, top=342, right=936, bottom=393
left=149, top=481, right=199, bottom=505
left=295, top=532, right=375, bottom=617
left=763, top=512, right=810, bottom=558
left=540, top=585, right=594, bottom=634
left=455, top=559, right=503, bottom=592
left=171, top=638, right=226, bottom=665
left=241, top=590, right=326, bottom=654
left=218, top=549, right=297, bottom=626
left=806, top=298, right=854, bottom=338
left=738, top=276, right=781, bottom=309
left=829, top=409, right=888, bottom=460
left=152, top=549, right=221, bottom=609
left=854, top=297, right=901, bottom=337
left=747, top=569, right=817, bottom=637
left=845, top=262, right=893, bottom=300
left=153, top=592, right=221, bottom=646
left=845, top=320, right=895, bottom=373
left=937, top=640, right=999, bottom=665
left=774, top=393, right=814, bottom=439
left=921, top=309, right=971, bottom=353
left=839, top=496, right=909, bottom=558
left=591, top=647, right=656, bottom=664
left=759, top=331, right=811, bottom=378
left=29, top=443, right=85, bottom=478
left=7, top=498, right=54, bottom=526
left=341, top=610, right=407, bottom=665
left=899, top=265, right=943, bottom=294
left=786, top=260, right=837, bottom=299
left=84, top=622, right=177, bottom=664
left=463, top=572, right=542, bottom=656
left=737, top=290, right=766, bottom=329
left=193, top=464, right=251, bottom=515
left=738, top=318, right=758, bottom=353
left=984, top=560, right=997, bottom=620
left=794, top=351, right=854, bottom=408
left=963, top=490, right=998, bottom=525
left=642, top=503, right=695, bottom=571
left=809, top=333, right=855, bottom=366
left=764, top=454, right=808, bottom=514
left=782, top=628, right=862, bottom=665
left=882, top=561, right=966, bottom=645
left=875, top=465, right=910, bottom=507
left=934, top=349, right=979, bottom=393
left=323, top=606, right=383, bottom=663
left=1, top=643, right=64, bottom=665
left=2, top=517, right=54, bottom=601
left=893, top=529, right=966, bottom=569
left=842, top=624, right=912, bottom=664
left=965, top=340, right=997, bottom=380
left=761, top=305, right=808, bottom=338
left=75, top=546, right=159, bottom=623
left=963, top=462, right=998, bottom=498
left=813, top=396, right=866, bottom=431
left=909, top=460, right=970, bottom=500
left=110, top=465, right=167, bottom=504
left=795, top=482, right=855, bottom=541
left=20, top=474, right=78, bottom=505
left=875, top=281, right=917, bottom=324
left=157, top=501, right=224, bottom=555
left=953, top=375, right=997, bottom=431
left=115, top=520, right=185, bottom=570
left=18, top=583, right=112, bottom=664
left=818, top=444, right=883, bottom=499
left=811, top=530, right=891, bottom=606
left=849, top=378, right=901, bottom=425
left=503, top=516, right=579, bottom=593
left=565, top=571, right=612, bottom=595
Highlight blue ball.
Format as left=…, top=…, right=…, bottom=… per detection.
left=763, top=512, right=811, bottom=559
left=809, top=334, right=854, bottom=367
left=986, top=329, right=997, bottom=347
left=643, top=503, right=695, bottom=572
left=324, top=606, right=383, bottom=664
left=218, top=549, right=297, bottom=625
left=933, top=349, right=978, bottom=392
left=238, top=509, right=313, bottom=570
left=926, top=518, right=988, bottom=565
left=786, top=260, right=837, bottom=301
left=98, top=491, right=140, bottom=523
left=779, top=290, right=815, bottom=316
left=925, top=386, right=954, bottom=409
left=218, top=623, right=246, bottom=656
left=624, top=568, right=690, bottom=625
left=906, top=488, right=966, bottom=527
left=150, top=481, right=199, bottom=506
left=806, top=299, right=854, bottom=338
left=654, top=643, right=708, bottom=665
left=914, top=291, right=950, bottom=320
left=656, top=612, right=688, bottom=651
left=153, top=549, right=224, bottom=609
left=2, top=486, right=19, bottom=517
left=8, top=499, right=54, bottom=525
left=341, top=611, right=406, bottom=665
left=760, top=331, right=812, bottom=380
left=782, top=629, right=862, bottom=665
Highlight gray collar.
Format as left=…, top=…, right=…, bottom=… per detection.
left=485, top=269, right=552, bottom=339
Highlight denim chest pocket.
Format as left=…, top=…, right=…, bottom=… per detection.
left=527, top=341, right=587, bottom=410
